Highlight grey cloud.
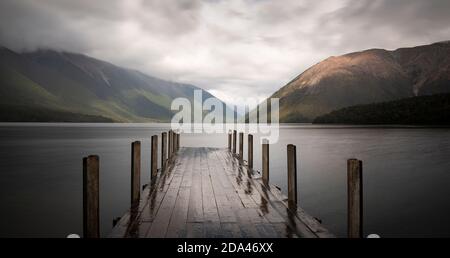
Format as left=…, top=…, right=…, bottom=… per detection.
left=0, top=0, right=449, bottom=106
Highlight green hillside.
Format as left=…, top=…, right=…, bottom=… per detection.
left=0, top=47, right=228, bottom=122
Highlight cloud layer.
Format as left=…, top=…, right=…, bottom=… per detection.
left=1, top=0, right=449, bottom=105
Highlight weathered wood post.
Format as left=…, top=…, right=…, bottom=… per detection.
left=347, top=159, right=363, bottom=238
left=287, top=144, right=297, bottom=208
left=173, top=133, right=177, bottom=154
left=262, top=139, right=269, bottom=185
left=83, top=155, right=99, bottom=238
left=228, top=133, right=232, bottom=151
left=172, top=133, right=176, bottom=154
left=168, top=130, right=173, bottom=160
left=161, top=132, right=167, bottom=171
left=239, top=132, right=244, bottom=163
left=248, top=134, right=253, bottom=170
left=151, top=135, right=158, bottom=179
left=177, top=132, right=180, bottom=151
left=131, top=141, right=141, bottom=206
left=233, top=130, right=237, bottom=154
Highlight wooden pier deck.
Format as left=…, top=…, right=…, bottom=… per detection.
left=108, top=147, right=334, bottom=238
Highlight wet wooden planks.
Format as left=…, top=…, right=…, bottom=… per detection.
left=108, top=147, right=334, bottom=238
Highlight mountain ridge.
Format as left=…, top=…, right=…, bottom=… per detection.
left=272, top=41, right=450, bottom=122
left=0, top=46, right=225, bottom=122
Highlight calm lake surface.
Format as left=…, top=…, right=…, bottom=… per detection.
left=1, top=123, right=450, bottom=237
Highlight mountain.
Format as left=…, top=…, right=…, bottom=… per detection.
left=313, top=93, right=450, bottom=125
left=271, top=41, right=450, bottom=122
left=0, top=47, right=225, bottom=122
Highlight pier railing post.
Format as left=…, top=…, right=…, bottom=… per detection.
left=287, top=144, right=297, bottom=208
left=168, top=130, right=173, bottom=160
left=262, top=139, right=269, bottom=185
left=248, top=134, right=253, bottom=170
left=131, top=141, right=141, bottom=207
left=161, top=132, right=167, bottom=171
left=347, top=159, right=363, bottom=238
left=233, top=130, right=237, bottom=154
left=151, top=135, right=158, bottom=179
left=173, top=133, right=177, bottom=154
left=83, top=155, right=99, bottom=238
left=228, top=133, right=232, bottom=151
left=239, top=132, right=244, bottom=163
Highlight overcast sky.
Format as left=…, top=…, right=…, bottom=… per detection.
left=1, top=0, right=449, bottom=105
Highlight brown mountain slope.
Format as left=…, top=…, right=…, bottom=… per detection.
left=272, top=41, right=450, bottom=122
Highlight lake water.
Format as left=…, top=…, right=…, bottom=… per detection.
left=1, top=123, right=450, bottom=237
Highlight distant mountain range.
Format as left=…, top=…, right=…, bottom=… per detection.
left=0, top=47, right=225, bottom=122
left=2, top=41, right=450, bottom=124
left=272, top=41, right=450, bottom=122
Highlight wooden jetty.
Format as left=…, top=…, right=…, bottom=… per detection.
left=82, top=131, right=364, bottom=238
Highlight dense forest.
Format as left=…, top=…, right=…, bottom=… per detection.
left=313, top=93, right=450, bottom=125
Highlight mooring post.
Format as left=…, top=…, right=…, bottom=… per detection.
left=239, top=132, right=244, bottom=163
left=131, top=141, right=141, bottom=207
left=248, top=134, right=253, bottom=170
left=172, top=133, right=176, bottom=154
left=161, top=132, right=167, bottom=171
left=173, top=133, right=177, bottom=154
left=348, top=159, right=363, bottom=238
left=228, top=133, right=232, bottom=151
left=151, top=135, right=158, bottom=179
left=262, top=139, right=269, bottom=185
left=83, top=155, right=99, bottom=238
left=287, top=144, right=298, bottom=208
left=233, top=130, right=237, bottom=154
left=168, top=130, right=173, bottom=160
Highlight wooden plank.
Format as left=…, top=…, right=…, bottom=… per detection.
left=213, top=150, right=267, bottom=238
left=109, top=147, right=334, bottom=238
left=206, top=149, right=237, bottom=224
left=218, top=149, right=327, bottom=238
left=166, top=187, right=191, bottom=238
left=139, top=154, right=181, bottom=223
left=187, top=149, right=204, bottom=223
left=200, top=148, right=220, bottom=223
left=220, top=223, right=243, bottom=238
left=166, top=152, right=194, bottom=237
left=186, top=223, right=204, bottom=238
left=146, top=153, right=186, bottom=237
